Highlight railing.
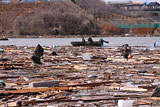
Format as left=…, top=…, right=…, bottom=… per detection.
left=116, top=23, right=160, bottom=29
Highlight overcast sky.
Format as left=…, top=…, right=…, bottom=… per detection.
left=103, top=0, right=160, bottom=3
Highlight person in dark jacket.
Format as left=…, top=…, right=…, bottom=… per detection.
left=31, top=44, right=44, bottom=64
left=51, top=51, right=58, bottom=56
left=88, top=37, right=93, bottom=43
left=34, top=44, right=44, bottom=58
left=120, top=44, right=131, bottom=61
left=82, top=37, right=86, bottom=43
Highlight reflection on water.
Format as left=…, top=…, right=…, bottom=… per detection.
left=0, top=37, right=159, bottom=47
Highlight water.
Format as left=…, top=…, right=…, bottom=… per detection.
left=0, top=37, right=159, bottom=47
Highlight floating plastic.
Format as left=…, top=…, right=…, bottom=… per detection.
left=154, top=42, right=160, bottom=47
left=82, top=53, right=91, bottom=60
left=118, top=100, right=133, bottom=107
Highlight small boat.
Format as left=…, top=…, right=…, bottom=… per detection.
left=71, top=38, right=109, bottom=47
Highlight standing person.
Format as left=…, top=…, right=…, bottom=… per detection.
left=120, top=44, right=131, bottom=61
left=31, top=44, right=44, bottom=64
left=82, top=37, right=86, bottom=43
left=88, top=37, right=93, bottom=43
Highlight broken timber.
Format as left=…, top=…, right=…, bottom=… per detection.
left=0, top=81, right=119, bottom=95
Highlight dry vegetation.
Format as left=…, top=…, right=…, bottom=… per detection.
left=0, top=1, right=99, bottom=37
left=1, top=0, right=153, bottom=37
left=130, top=28, right=155, bottom=35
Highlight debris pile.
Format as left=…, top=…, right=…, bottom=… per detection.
left=0, top=45, right=160, bottom=106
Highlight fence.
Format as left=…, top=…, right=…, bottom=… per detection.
left=116, top=23, right=160, bottom=29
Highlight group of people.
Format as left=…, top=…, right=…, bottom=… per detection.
left=31, top=43, right=132, bottom=64
left=82, top=37, right=93, bottom=43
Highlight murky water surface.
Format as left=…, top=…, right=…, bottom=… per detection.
left=0, top=37, right=159, bottom=47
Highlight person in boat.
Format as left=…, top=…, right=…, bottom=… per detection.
left=82, top=37, right=86, bottom=43
left=99, top=39, right=104, bottom=45
left=99, top=39, right=109, bottom=46
left=31, top=44, right=44, bottom=64
left=120, top=44, right=131, bottom=61
left=88, top=37, right=93, bottom=43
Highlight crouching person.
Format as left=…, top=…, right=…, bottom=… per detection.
left=120, top=44, right=132, bottom=61
left=31, top=44, right=44, bottom=64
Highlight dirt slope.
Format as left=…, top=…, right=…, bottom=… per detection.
left=0, top=1, right=97, bottom=37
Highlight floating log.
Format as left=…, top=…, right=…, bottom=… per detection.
left=0, top=76, right=20, bottom=79
left=113, top=94, right=150, bottom=98
left=133, top=100, right=152, bottom=106
left=23, top=96, right=68, bottom=105
left=0, top=87, right=90, bottom=95
left=0, top=63, right=24, bottom=70
left=56, top=97, right=127, bottom=102
left=0, top=81, right=120, bottom=95
left=108, top=86, right=148, bottom=92
left=29, top=80, right=59, bottom=87
left=144, top=97, right=160, bottom=100
left=0, top=38, right=8, bottom=41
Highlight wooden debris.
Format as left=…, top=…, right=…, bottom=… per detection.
left=0, top=45, right=159, bottom=106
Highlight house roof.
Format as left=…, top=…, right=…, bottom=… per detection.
left=145, top=2, right=159, bottom=6
left=132, top=2, right=145, bottom=5
left=121, top=2, right=160, bottom=7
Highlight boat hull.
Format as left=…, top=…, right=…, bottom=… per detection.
left=71, top=41, right=103, bottom=47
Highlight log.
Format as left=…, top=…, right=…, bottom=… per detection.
left=0, top=76, right=20, bottom=79
left=113, top=94, right=150, bottom=98
left=144, top=97, right=160, bottom=100
left=108, top=86, right=148, bottom=92
left=0, top=87, right=90, bottom=95
left=23, top=96, right=68, bottom=105
left=0, top=81, right=119, bottom=95
left=69, top=81, right=120, bottom=87
left=133, top=100, right=152, bottom=106
left=56, top=97, right=127, bottom=102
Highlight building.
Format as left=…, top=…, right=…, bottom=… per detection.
left=120, top=2, right=160, bottom=11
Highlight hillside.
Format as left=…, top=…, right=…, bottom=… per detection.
left=0, top=0, right=156, bottom=37
left=0, top=1, right=98, bottom=37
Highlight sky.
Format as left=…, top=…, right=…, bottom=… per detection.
left=103, top=0, right=160, bottom=3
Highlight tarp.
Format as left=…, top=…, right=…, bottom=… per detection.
left=26, top=0, right=36, bottom=2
